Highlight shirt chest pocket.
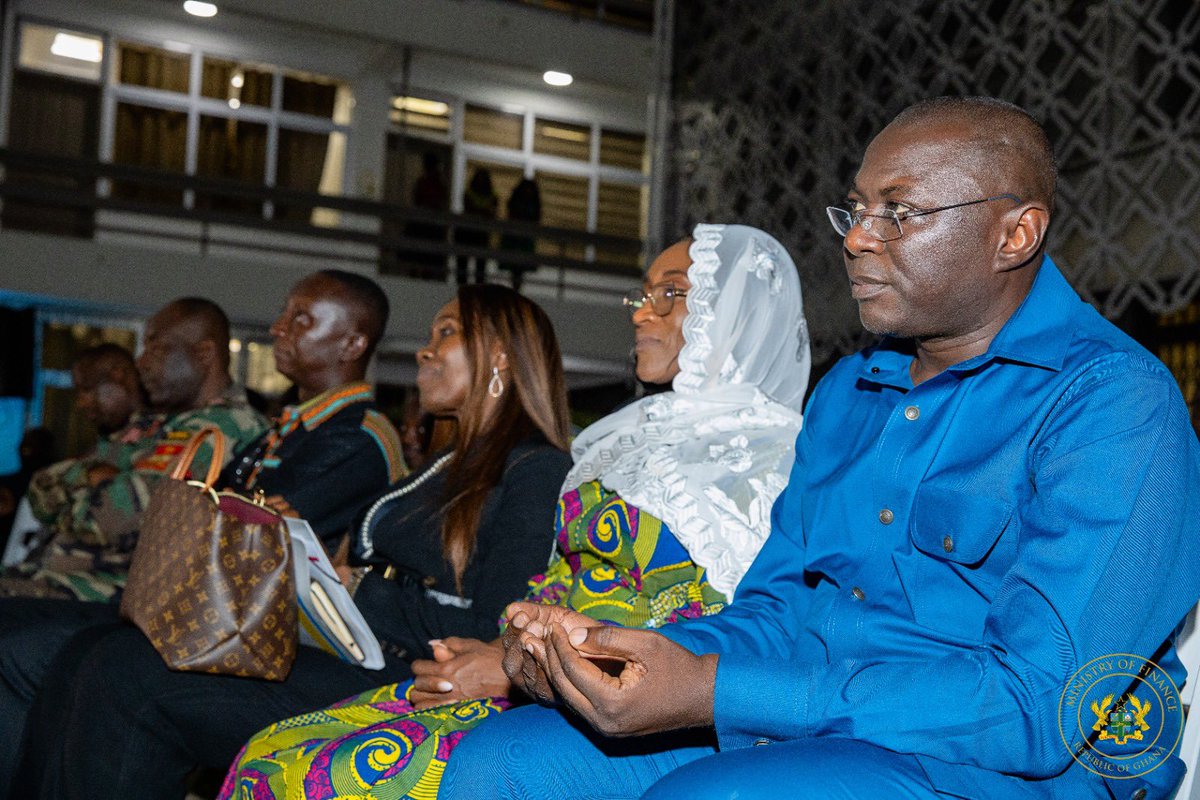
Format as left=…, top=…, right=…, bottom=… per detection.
left=902, top=485, right=1016, bottom=635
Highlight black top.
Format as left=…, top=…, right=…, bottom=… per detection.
left=220, top=386, right=404, bottom=546
left=350, top=435, right=571, bottom=662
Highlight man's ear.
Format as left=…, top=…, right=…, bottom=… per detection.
left=341, top=331, right=369, bottom=363
left=996, top=205, right=1049, bottom=273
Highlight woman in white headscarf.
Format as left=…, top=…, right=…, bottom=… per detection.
left=218, top=224, right=811, bottom=800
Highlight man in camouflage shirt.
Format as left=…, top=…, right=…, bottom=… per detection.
left=1, top=298, right=268, bottom=601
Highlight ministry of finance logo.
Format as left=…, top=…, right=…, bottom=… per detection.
left=1058, top=653, right=1184, bottom=779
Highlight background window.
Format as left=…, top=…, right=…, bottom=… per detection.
left=534, top=118, right=591, bottom=161
left=18, top=23, right=103, bottom=82
left=391, top=96, right=451, bottom=134
left=596, top=181, right=645, bottom=269
left=111, top=102, right=188, bottom=205
left=195, top=116, right=268, bottom=214
left=116, top=42, right=190, bottom=93
left=464, top=104, right=524, bottom=150
left=536, top=171, right=589, bottom=260
left=201, top=58, right=274, bottom=108
left=282, top=70, right=343, bottom=119
left=599, top=128, right=646, bottom=172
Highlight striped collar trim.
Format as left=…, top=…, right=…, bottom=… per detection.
left=289, top=382, right=374, bottom=431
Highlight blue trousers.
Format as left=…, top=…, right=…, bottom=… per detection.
left=440, top=703, right=947, bottom=800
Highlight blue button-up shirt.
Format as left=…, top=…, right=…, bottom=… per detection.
left=664, top=258, right=1200, bottom=799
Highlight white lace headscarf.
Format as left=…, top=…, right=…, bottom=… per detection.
left=563, top=223, right=810, bottom=600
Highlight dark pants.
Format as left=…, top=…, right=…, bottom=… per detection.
left=15, top=620, right=413, bottom=800
left=0, top=597, right=121, bottom=799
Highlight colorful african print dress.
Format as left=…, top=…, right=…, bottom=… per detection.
left=218, top=479, right=726, bottom=800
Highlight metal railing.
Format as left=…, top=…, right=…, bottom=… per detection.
left=0, top=149, right=645, bottom=293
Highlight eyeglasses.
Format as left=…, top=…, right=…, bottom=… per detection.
left=622, top=284, right=688, bottom=317
left=826, top=194, right=1022, bottom=242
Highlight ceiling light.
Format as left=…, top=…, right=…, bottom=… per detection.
left=228, top=98, right=241, bottom=109
left=542, top=70, right=573, bottom=87
left=183, top=1, right=218, bottom=18
left=230, top=72, right=244, bottom=88
left=50, top=32, right=102, bottom=63
left=392, top=96, right=450, bottom=116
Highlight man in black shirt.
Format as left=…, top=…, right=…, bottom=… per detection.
left=222, top=269, right=405, bottom=546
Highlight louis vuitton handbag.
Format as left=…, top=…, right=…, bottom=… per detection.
left=120, top=426, right=298, bottom=681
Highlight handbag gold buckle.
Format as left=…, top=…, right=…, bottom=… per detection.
left=381, top=565, right=397, bottom=580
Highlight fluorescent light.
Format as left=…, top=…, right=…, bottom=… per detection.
left=50, top=32, right=102, bottom=63
left=183, top=1, right=218, bottom=18
left=542, top=70, right=573, bottom=87
left=392, top=96, right=449, bottom=116
left=542, top=125, right=588, bottom=142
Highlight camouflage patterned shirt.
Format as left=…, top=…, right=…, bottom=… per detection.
left=2, top=386, right=268, bottom=602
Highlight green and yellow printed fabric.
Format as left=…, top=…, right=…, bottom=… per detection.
left=218, top=480, right=726, bottom=800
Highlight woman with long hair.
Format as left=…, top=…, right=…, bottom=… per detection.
left=216, top=224, right=812, bottom=800
left=19, top=285, right=573, bottom=800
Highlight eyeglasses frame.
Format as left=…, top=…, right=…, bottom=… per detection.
left=826, top=193, right=1023, bottom=242
left=622, top=283, right=689, bottom=317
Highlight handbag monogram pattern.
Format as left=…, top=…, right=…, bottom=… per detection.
left=121, top=427, right=298, bottom=681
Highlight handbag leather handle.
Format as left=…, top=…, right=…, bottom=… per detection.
left=168, top=426, right=226, bottom=489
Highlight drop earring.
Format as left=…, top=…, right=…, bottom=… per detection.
left=488, top=366, right=504, bottom=398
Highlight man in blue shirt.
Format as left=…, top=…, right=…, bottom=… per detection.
left=440, top=97, right=1200, bottom=799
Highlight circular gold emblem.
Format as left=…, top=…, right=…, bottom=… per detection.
left=1058, top=653, right=1183, bottom=779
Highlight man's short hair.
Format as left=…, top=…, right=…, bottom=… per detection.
left=316, top=269, right=389, bottom=357
left=75, top=342, right=137, bottom=375
left=167, top=297, right=231, bottom=368
left=891, top=96, right=1057, bottom=214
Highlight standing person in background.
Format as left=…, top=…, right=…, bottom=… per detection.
left=456, top=167, right=498, bottom=285
left=499, top=177, right=541, bottom=291
left=405, top=152, right=451, bottom=280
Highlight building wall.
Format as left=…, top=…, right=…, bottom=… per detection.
left=0, top=0, right=649, bottom=376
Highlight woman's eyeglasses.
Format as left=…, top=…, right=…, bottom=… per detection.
left=622, top=284, right=688, bottom=317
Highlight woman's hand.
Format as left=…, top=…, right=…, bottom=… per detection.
left=409, top=637, right=510, bottom=710
left=262, top=494, right=300, bottom=518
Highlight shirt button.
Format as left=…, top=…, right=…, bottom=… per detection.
left=942, top=536, right=954, bottom=553
left=851, top=587, right=866, bottom=601
left=878, top=508, right=894, bottom=525
left=1131, top=790, right=1146, bottom=800
left=870, top=367, right=880, bottom=374
left=753, top=738, right=770, bottom=746
left=904, top=405, right=920, bottom=420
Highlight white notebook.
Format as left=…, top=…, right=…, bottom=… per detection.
left=286, top=518, right=385, bottom=670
